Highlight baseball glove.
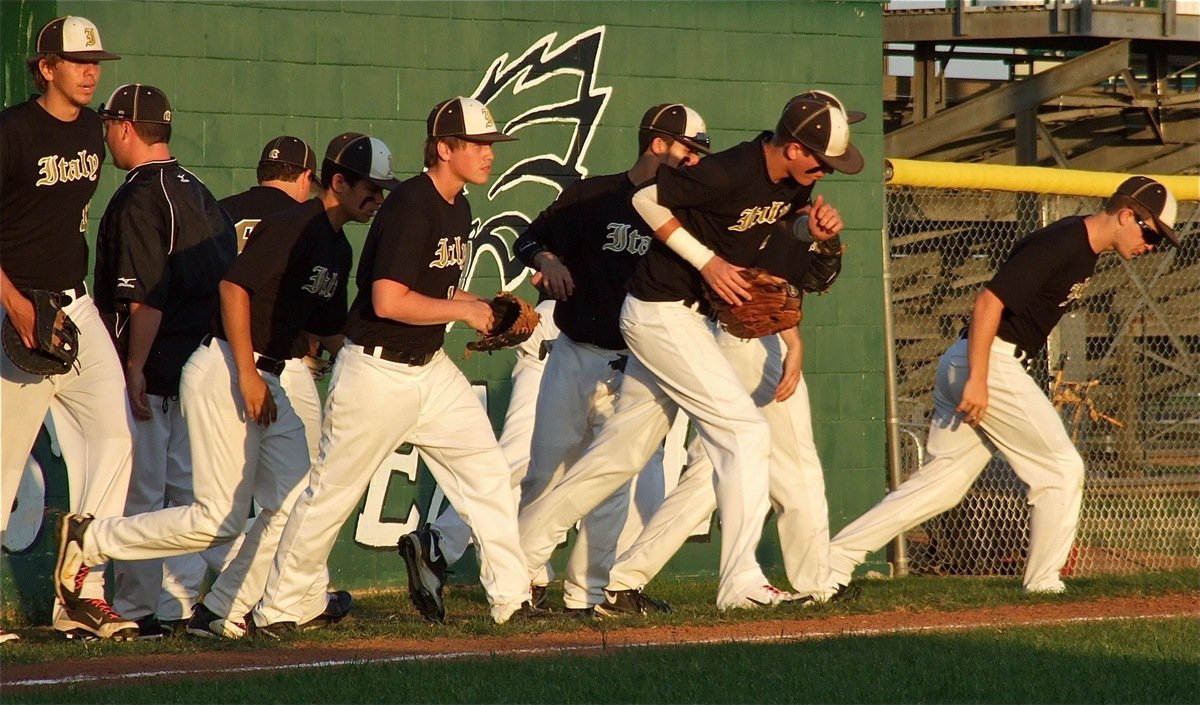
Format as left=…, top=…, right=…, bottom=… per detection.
left=465, top=291, right=541, bottom=356
left=705, top=268, right=802, bottom=339
left=1, top=290, right=80, bottom=376
left=799, top=236, right=847, bottom=294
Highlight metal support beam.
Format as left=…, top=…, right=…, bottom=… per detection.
left=1036, top=119, right=1070, bottom=168
left=913, top=43, right=938, bottom=123
left=1016, top=108, right=1038, bottom=166
left=886, top=40, right=1130, bottom=159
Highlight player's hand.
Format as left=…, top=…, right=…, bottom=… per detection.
left=775, top=342, right=802, bottom=402
left=5, top=291, right=37, bottom=348
left=535, top=252, right=575, bottom=300
left=125, top=367, right=152, bottom=421
left=956, top=376, right=988, bottom=428
left=807, top=194, right=843, bottom=242
left=463, top=300, right=495, bottom=335
left=239, top=372, right=277, bottom=426
left=700, top=256, right=751, bottom=305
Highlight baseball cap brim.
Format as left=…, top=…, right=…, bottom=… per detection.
left=1148, top=213, right=1180, bottom=248
left=658, top=130, right=712, bottom=155
left=61, top=49, right=121, bottom=61
left=844, top=109, right=866, bottom=124
left=461, top=132, right=518, bottom=144
left=367, top=175, right=401, bottom=189
left=815, top=141, right=864, bottom=175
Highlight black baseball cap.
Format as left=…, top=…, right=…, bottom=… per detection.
left=428, top=97, right=517, bottom=143
left=36, top=16, right=120, bottom=61
left=260, top=136, right=317, bottom=172
left=324, top=132, right=400, bottom=189
left=1114, top=176, right=1180, bottom=247
left=776, top=94, right=863, bottom=175
left=640, top=103, right=712, bottom=155
left=98, top=84, right=172, bottom=124
left=789, top=90, right=866, bottom=124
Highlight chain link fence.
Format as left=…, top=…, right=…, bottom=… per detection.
left=886, top=185, right=1199, bottom=577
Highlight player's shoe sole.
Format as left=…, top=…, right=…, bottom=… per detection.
left=399, top=533, right=445, bottom=623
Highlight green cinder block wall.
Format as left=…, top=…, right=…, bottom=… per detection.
left=1, top=0, right=887, bottom=619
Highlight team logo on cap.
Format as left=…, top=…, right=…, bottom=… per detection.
left=84, top=27, right=97, bottom=47
left=269, top=148, right=281, bottom=160
left=480, top=105, right=498, bottom=131
left=162, top=110, right=172, bottom=122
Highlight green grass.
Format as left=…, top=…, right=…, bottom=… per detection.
left=1, top=569, right=1195, bottom=669
left=7, top=618, right=1198, bottom=704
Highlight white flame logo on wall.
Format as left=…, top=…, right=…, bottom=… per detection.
left=460, top=26, right=612, bottom=294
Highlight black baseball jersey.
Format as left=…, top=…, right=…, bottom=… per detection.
left=221, top=199, right=351, bottom=360
left=514, top=172, right=648, bottom=350
left=629, top=133, right=805, bottom=304
left=986, top=216, right=1099, bottom=358
left=345, top=173, right=471, bottom=356
left=220, top=185, right=311, bottom=358
left=752, top=186, right=817, bottom=288
left=93, top=159, right=236, bottom=396
left=0, top=97, right=104, bottom=290
left=219, top=185, right=298, bottom=253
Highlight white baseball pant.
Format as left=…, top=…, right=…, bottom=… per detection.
left=256, top=345, right=532, bottom=626
left=432, top=300, right=559, bottom=566
left=279, top=357, right=324, bottom=463
left=152, top=358, right=321, bottom=622
left=113, top=395, right=233, bottom=621
left=825, top=336, right=1083, bottom=593
left=519, top=296, right=773, bottom=607
left=1, top=293, right=132, bottom=605
left=608, top=329, right=830, bottom=597
left=79, top=337, right=312, bottom=622
left=522, top=334, right=645, bottom=610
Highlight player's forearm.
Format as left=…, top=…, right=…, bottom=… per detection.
left=779, top=325, right=802, bottom=352
left=125, top=301, right=163, bottom=373
left=219, top=280, right=259, bottom=378
left=966, top=288, right=1004, bottom=382
left=372, top=280, right=477, bottom=326
left=632, top=184, right=714, bottom=271
left=0, top=268, right=26, bottom=311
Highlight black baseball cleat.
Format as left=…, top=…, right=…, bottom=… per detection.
left=54, top=597, right=138, bottom=641
left=564, top=606, right=596, bottom=621
left=299, top=590, right=353, bottom=631
left=54, top=513, right=93, bottom=605
left=503, top=600, right=554, bottom=623
left=594, top=588, right=673, bottom=618
left=134, top=614, right=169, bottom=640
left=398, top=524, right=447, bottom=623
left=185, top=603, right=248, bottom=639
left=530, top=584, right=549, bottom=610
left=256, top=621, right=299, bottom=640
left=829, top=582, right=862, bottom=603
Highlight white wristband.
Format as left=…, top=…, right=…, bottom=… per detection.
left=665, top=226, right=715, bottom=271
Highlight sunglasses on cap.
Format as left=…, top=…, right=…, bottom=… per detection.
left=1135, top=216, right=1163, bottom=246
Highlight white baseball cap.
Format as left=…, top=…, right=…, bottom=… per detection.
left=427, top=97, right=517, bottom=143
left=324, top=132, right=401, bottom=189
left=36, top=16, right=120, bottom=61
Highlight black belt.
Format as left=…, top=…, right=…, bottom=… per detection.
left=203, top=334, right=287, bottom=375
left=608, top=355, right=628, bottom=373
left=255, top=355, right=287, bottom=376
left=59, top=284, right=85, bottom=305
left=363, top=345, right=437, bottom=367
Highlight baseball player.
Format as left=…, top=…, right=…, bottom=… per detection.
left=603, top=203, right=849, bottom=610
left=221, top=136, right=326, bottom=461
left=518, top=93, right=863, bottom=610
left=54, top=131, right=393, bottom=638
left=256, top=97, right=541, bottom=629
left=90, top=84, right=238, bottom=639
left=0, top=16, right=133, bottom=642
left=601, top=92, right=865, bottom=611
left=821, top=176, right=1180, bottom=597
left=511, top=103, right=710, bottom=614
